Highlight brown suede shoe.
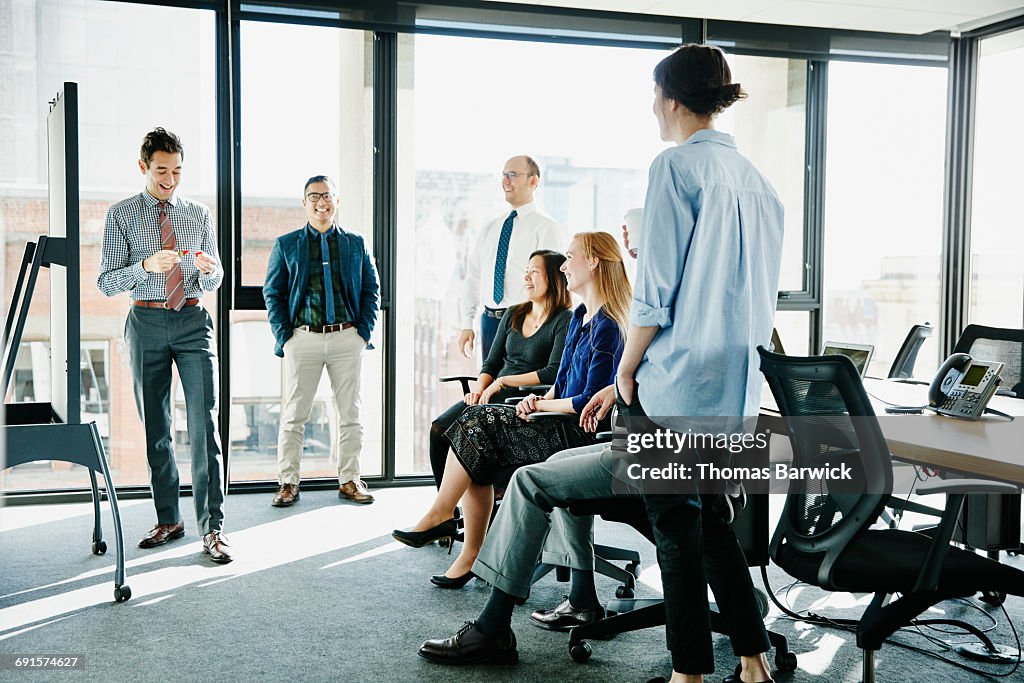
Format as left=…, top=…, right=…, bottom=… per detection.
left=203, top=530, right=233, bottom=564
left=272, top=483, right=300, bottom=507
left=138, top=521, right=185, bottom=549
left=338, top=479, right=374, bottom=504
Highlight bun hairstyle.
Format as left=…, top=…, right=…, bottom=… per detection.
left=653, top=44, right=746, bottom=116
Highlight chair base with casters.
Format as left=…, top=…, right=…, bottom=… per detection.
left=560, top=495, right=797, bottom=673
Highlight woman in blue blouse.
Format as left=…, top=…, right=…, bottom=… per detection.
left=394, top=231, right=631, bottom=586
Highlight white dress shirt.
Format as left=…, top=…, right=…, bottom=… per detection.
left=460, top=201, right=564, bottom=329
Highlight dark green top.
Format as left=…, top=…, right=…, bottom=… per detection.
left=296, top=224, right=351, bottom=327
left=481, top=304, right=572, bottom=385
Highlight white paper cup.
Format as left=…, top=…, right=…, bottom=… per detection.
left=623, top=207, right=643, bottom=257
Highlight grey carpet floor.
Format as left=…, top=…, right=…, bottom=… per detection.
left=0, top=487, right=1021, bottom=682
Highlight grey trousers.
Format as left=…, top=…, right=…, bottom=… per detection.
left=126, top=305, right=224, bottom=534
left=471, top=443, right=618, bottom=599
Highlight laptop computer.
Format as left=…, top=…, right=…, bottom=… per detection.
left=761, top=341, right=875, bottom=413
left=821, top=341, right=875, bottom=378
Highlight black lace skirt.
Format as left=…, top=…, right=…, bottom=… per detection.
left=444, top=404, right=591, bottom=485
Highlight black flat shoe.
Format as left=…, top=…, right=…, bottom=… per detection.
left=419, top=621, right=518, bottom=666
left=392, top=519, right=458, bottom=548
left=431, top=571, right=475, bottom=589
left=723, top=663, right=774, bottom=683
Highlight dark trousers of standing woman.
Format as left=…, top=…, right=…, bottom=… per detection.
left=623, top=398, right=769, bottom=674
left=428, top=387, right=517, bottom=488
left=643, top=492, right=770, bottom=674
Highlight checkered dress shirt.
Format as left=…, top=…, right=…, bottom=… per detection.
left=297, top=224, right=351, bottom=327
left=98, top=191, right=224, bottom=300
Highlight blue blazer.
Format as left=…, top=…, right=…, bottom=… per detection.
left=263, top=225, right=380, bottom=357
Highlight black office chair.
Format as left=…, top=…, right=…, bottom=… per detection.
left=887, top=322, right=932, bottom=379
left=758, top=345, right=1024, bottom=683
left=952, top=324, right=1024, bottom=397
left=564, top=491, right=798, bottom=671
left=949, top=325, right=1024, bottom=596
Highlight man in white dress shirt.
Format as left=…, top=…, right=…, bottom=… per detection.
left=456, top=155, right=564, bottom=358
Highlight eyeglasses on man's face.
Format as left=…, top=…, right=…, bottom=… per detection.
left=306, top=191, right=336, bottom=203
left=500, top=171, right=536, bottom=182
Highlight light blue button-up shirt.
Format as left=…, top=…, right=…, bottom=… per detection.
left=631, top=129, right=784, bottom=419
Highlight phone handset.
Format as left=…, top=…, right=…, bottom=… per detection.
left=928, top=353, right=1004, bottom=420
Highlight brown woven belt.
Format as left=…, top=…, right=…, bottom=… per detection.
left=134, top=298, right=200, bottom=309
left=297, top=322, right=354, bottom=333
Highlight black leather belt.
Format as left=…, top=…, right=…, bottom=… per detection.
left=483, top=307, right=507, bottom=319
left=297, top=322, right=354, bottom=333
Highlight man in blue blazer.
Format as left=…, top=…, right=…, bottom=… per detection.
left=263, top=175, right=380, bottom=507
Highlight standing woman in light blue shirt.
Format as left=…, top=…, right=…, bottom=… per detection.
left=618, top=46, right=784, bottom=683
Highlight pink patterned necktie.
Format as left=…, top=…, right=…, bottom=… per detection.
left=158, top=202, right=185, bottom=311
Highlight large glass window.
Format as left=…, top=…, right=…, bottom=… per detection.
left=719, top=56, right=807, bottom=293
left=394, top=34, right=807, bottom=476
left=0, top=0, right=215, bottom=491
left=234, top=22, right=381, bottom=481
left=822, top=61, right=947, bottom=378
left=969, top=29, right=1024, bottom=329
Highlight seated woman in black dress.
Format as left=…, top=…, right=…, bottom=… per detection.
left=394, top=231, right=632, bottom=587
left=428, top=249, right=573, bottom=488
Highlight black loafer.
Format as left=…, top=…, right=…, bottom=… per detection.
left=529, top=596, right=605, bottom=631
left=418, top=621, right=518, bottom=665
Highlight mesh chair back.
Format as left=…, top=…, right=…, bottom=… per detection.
left=953, top=325, right=1024, bottom=397
left=758, top=346, right=892, bottom=588
left=887, top=323, right=932, bottom=379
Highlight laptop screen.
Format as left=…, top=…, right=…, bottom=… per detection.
left=821, top=342, right=874, bottom=377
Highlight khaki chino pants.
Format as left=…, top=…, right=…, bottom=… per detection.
left=278, top=326, right=365, bottom=485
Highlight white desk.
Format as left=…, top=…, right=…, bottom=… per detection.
left=761, top=378, right=1024, bottom=486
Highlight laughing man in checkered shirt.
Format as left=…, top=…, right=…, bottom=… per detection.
left=97, top=127, right=232, bottom=564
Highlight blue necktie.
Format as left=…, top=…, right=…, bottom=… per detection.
left=320, top=232, right=336, bottom=324
left=492, top=209, right=517, bottom=304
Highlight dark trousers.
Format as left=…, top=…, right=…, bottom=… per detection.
left=479, top=310, right=502, bottom=359
left=643, top=492, right=770, bottom=673
left=625, top=397, right=769, bottom=674
left=126, top=305, right=224, bottom=535
left=429, top=387, right=517, bottom=488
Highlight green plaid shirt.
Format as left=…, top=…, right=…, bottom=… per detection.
left=295, top=224, right=351, bottom=327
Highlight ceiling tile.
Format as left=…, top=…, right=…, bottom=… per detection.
left=742, top=1, right=880, bottom=29
left=836, top=7, right=977, bottom=33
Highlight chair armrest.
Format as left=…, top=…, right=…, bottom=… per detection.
left=518, top=384, right=551, bottom=394
left=439, top=375, right=476, bottom=383
left=596, top=431, right=613, bottom=442
left=916, top=479, right=1021, bottom=495
left=440, top=375, right=477, bottom=395
left=911, top=493, right=966, bottom=594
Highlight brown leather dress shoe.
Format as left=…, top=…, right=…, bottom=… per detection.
left=138, top=521, right=185, bottom=549
left=529, top=596, right=605, bottom=631
left=272, top=483, right=300, bottom=507
left=203, top=530, right=233, bottom=564
left=419, top=621, right=518, bottom=665
left=338, top=479, right=374, bottom=504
